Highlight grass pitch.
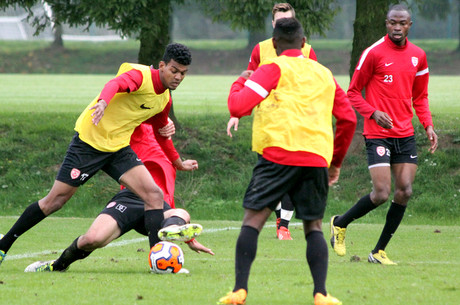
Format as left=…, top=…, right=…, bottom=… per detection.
left=0, top=217, right=459, bottom=305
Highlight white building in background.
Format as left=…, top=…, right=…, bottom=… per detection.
left=0, top=5, right=124, bottom=41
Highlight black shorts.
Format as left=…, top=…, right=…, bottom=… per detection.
left=100, top=189, right=172, bottom=236
left=365, top=136, right=418, bottom=168
left=243, top=157, right=329, bottom=221
left=56, top=133, right=144, bottom=187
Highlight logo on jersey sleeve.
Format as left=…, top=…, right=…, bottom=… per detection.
left=411, top=57, right=418, bottom=67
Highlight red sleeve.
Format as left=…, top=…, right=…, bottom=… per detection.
left=347, top=52, right=376, bottom=119
left=247, top=44, right=260, bottom=71
left=228, top=63, right=281, bottom=118
left=144, top=99, right=180, bottom=163
left=99, top=69, right=143, bottom=105
left=309, top=47, right=317, bottom=61
left=412, top=54, right=433, bottom=129
left=331, top=79, right=357, bottom=168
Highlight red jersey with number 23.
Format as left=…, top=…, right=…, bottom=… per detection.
left=348, top=34, right=433, bottom=139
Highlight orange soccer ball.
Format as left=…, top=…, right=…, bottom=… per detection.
left=149, top=241, right=184, bottom=274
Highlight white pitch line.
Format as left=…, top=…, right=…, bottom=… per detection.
left=8, top=222, right=459, bottom=266
left=7, top=226, right=252, bottom=261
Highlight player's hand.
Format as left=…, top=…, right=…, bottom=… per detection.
left=227, top=117, right=240, bottom=137
left=90, top=99, right=107, bottom=126
left=158, top=118, right=175, bottom=138
left=186, top=238, right=214, bottom=255
left=426, top=126, right=438, bottom=153
left=371, top=110, right=393, bottom=129
left=328, top=165, right=340, bottom=186
left=239, top=70, right=254, bottom=80
left=180, top=159, right=198, bottom=171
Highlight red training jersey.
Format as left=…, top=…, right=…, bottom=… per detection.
left=348, top=34, right=433, bottom=138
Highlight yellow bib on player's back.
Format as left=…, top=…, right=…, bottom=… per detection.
left=252, top=56, right=336, bottom=165
left=75, top=63, right=170, bottom=152
left=258, top=38, right=312, bottom=67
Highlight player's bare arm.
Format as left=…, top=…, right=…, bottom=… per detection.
left=425, top=125, right=438, bottom=153
left=328, top=165, right=341, bottom=186
left=186, top=238, right=214, bottom=255
left=371, top=110, right=393, bottom=129
left=226, top=117, right=240, bottom=137
left=173, top=158, right=198, bottom=171
left=90, top=99, right=108, bottom=126
left=158, top=118, right=175, bottom=138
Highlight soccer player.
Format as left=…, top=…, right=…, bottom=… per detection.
left=330, top=4, right=438, bottom=265
left=23, top=190, right=213, bottom=273
left=24, top=120, right=213, bottom=273
left=218, top=18, right=356, bottom=305
left=0, top=43, right=194, bottom=267
left=227, top=3, right=318, bottom=240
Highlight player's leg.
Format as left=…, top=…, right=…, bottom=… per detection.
left=219, top=208, right=271, bottom=305
left=120, top=164, right=164, bottom=248
left=220, top=157, right=295, bottom=304
left=277, top=194, right=294, bottom=240
left=369, top=162, right=416, bottom=265
left=331, top=139, right=392, bottom=256
left=0, top=180, right=77, bottom=263
left=303, top=219, right=342, bottom=305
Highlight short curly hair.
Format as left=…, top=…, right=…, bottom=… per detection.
left=162, top=43, right=192, bottom=66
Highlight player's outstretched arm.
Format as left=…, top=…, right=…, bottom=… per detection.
left=186, top=238, right=214, bottom=255
left=173, top=159, right=198, bottom=171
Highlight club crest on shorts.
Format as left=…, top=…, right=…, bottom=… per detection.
left=411, top=57, right=418, bottom=67
left=70, top=168, right=81, bottom=179
left=106, top=201, right=116, bottom=209
left=376, top=146, right=386, bottom=157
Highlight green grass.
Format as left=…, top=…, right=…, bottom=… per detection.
left=0, top=217, right=459, bottom=305
left=0, top=74, right=459, bottom=224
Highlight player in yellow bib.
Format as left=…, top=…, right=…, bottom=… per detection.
left=227, top=3, right=317, bottom=240
left=0, top=44, right=196, bottom=267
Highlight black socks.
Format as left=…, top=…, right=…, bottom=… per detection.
left=334, top=194, right=377, bottom=228
left=145, top=209, right=165, bottom=248
left=373, top=201, right=406, bottom=253
left=53, top=237, right=92, bottom=271
left=0, top=201, right=46, bottom=253
left=234, top=225, right=259, bottom=292
left=306, top=231, right=328, bottom=296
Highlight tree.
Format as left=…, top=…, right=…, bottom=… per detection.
left=198, top=0, right=340, bottom=46
left=1, top=0, right=175, bottom=65
left=1, top=0, right=183, bottom=127
left=347, top=0, right=392, bottom=151
left=415, top=0, right=460, bottom=52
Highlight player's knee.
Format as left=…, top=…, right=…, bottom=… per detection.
left=79, top=234, right=105, bottom=250
left=395, top=186, right=413, bottom=202
left=39, top=195, right=71, bottom=215
left=143, top=185, right=164, bottom=208
left=173, top=208, right=190, bottom=223
left=372, top=187, right=391, bottom=205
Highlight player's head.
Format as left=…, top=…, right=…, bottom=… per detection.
left=386, top=4, right=412, bottom=46
left=272, top=17, right=305, bottom=56
left=272, top=3, right=295, bottom=28
left=159, top=43, right=191, bottom=90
